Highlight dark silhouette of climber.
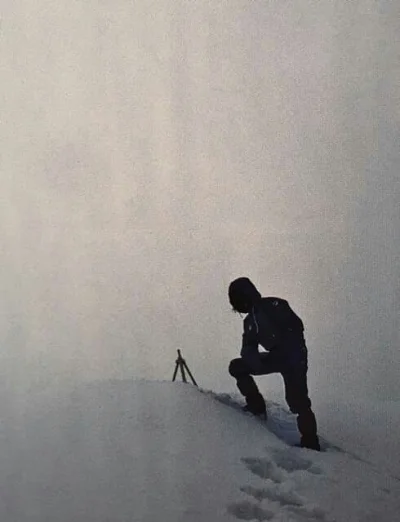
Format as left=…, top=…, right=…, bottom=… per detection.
left=228, top=277, right=320, bottom=451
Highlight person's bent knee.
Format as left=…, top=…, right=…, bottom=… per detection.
left=229, top=358, right=248, bottom=378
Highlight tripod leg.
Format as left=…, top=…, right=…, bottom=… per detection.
left=183, top=361, right=198, bottom=386
left=172, top=363, right=179, bottom=382
left=180, top=362, right=187, bottom=383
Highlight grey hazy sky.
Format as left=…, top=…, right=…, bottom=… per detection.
left=1, top=1, right=399, bottom=405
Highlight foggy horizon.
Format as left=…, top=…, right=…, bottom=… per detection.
left=1, top=0, right=399, bottom=411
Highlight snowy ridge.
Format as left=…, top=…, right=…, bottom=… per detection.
left=207, top=388, right=400, bottom=483
left=203, top=389, right=306, bottom=447
left=1, top=379, right=399, bottom=521
left=204, top=389, right=363, bottom=457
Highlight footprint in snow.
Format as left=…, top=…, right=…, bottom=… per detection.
left=240, top=485, right=303, bottom=507
left=271, top=448, right=322, bottom=475
left=227, top=501, right=274, bottom=521
left=236, top=451, right=327, bottom=520
left=287, top=504, right=330, bottom=521
left=240, top=485, right=329, bottom=521
left=241, top=457, right=285, bottom=483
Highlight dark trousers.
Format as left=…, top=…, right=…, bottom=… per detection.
left=229, top=352, right=319, bottom=448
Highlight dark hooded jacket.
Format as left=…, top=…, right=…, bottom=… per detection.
left=229, top=278, right=306, bottom=372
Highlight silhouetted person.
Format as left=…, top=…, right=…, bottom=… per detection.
left=228, top=277, right=320, bottom=451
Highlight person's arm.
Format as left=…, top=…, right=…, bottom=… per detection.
left=240, top=315, right=263, bottom=372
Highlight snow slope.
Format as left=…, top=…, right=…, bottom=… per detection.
left=1, top=380, right=399, bottom=522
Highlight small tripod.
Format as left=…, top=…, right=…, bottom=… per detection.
left=172, top=349, right=198, bottom=386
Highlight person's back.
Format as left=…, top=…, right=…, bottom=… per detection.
left=258, top=297, right=304, bottom=335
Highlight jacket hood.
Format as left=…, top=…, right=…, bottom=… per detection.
left=228, top=277, right=262, bottom=313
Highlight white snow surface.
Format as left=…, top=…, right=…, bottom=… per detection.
left=1, top=380, right=399, bottom=522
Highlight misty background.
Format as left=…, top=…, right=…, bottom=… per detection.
left=1, top=0, right=399, bottom=419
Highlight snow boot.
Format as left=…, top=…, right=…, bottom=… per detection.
left=299, top=436, right=321, bottom=451
left=242, top=393, right=267, bottom=419
left=297, top=408, right=320, bottom=451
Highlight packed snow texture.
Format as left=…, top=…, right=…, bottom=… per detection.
left=1, top=380, right=399, bottom=522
